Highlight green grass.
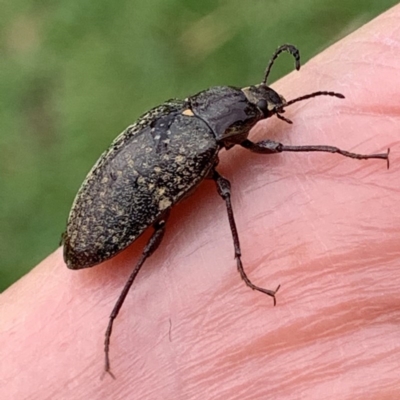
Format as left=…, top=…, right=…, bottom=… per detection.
left=0, top=0, right=397, bottom=291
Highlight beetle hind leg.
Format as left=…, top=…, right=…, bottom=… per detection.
left=103, top=211, right=170, bottom=378
left=212, top=170, right=280, bottom=306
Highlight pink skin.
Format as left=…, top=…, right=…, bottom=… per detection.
left=2, top=6, right=400, bottom=400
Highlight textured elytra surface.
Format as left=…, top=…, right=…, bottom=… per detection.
left=64, top=99, right=219, bottom=269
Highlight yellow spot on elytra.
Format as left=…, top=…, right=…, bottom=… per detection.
left=175, top=155, right=186, bottom=163
left=159, top=198, right=172, bottom=210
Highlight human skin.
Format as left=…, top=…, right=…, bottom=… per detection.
left=2, top=6, right=400, bottom=400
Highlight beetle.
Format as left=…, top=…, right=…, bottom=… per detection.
left=62, top=44, right=389, bottom=377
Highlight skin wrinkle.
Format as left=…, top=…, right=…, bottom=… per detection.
left=290, top=172, right=331, bottom=254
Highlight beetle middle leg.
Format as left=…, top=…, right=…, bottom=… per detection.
left=241, top=139, right=390, bottom=167
left=103, top=211, right=170, bottom=378
left=212, top=170, right=280, bottom=305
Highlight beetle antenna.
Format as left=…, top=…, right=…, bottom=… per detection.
left=263, top=44, right=301, bottom=85
left=285, top=91, right=345, bottom=107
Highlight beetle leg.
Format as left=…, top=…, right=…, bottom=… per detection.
left=103, top=211, right=170, bottom=378
left=212, top=170, right=280, bottom=305
left=241, top=139, right=389, bottom=168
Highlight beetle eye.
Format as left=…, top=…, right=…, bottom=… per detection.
left=256, top=99, right=268, bottom=114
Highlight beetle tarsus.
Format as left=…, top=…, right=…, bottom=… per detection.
left=278, top=144, right=389, bottom=162
left=242, top=139, right=389, bottom=165
left=101, top=367, right=116, bottom=381
left=386, top=148, right=390, bottom=169
left=213, top=170, right=279, bottom=306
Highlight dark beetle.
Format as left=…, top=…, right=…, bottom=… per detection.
left=62, top=44, right=389, bottom=377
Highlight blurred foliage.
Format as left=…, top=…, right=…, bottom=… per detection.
left=0, top=0, right=397, bottom=291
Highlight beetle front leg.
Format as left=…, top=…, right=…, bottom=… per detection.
left=241, top=139, right=390, bottom=167
left=212, top=170, right=280, bottom=305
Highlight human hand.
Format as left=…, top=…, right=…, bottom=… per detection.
left=2, top=6, right=400, bottom=399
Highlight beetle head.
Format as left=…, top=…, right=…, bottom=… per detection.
left=242, top=84, right=288, bottom=121
left=241, top=44, right=345, bottom=125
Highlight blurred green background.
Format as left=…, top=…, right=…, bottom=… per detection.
left=0, top=0, right=397, bottom=291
